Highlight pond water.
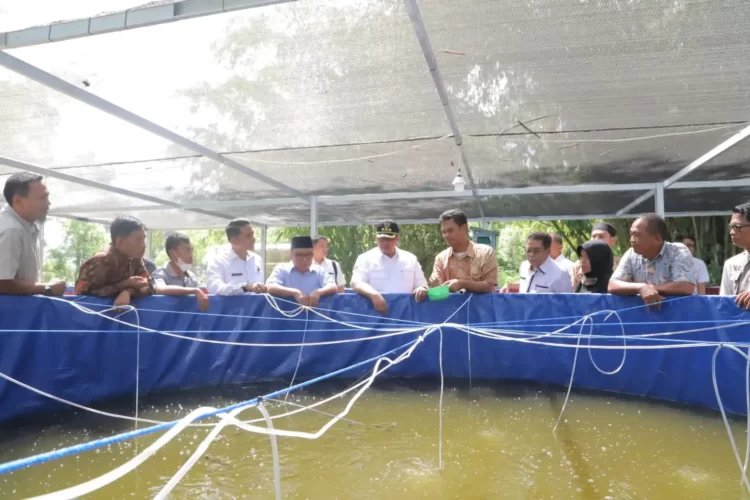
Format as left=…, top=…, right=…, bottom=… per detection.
left=0, top=380, right=747, bottom=499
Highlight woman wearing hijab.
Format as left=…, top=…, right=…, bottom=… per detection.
left=575, top=239, right=614, bottom=293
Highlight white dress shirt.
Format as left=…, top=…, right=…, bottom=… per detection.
left=206, top=245, right=264, bottom=296
left=554, top=254, right=574, bottom=277
left=692, top=257, right=710, bottom=285
left=351, top=247, right=426, bottom=294
left=519, top=257, right=573, bottom=293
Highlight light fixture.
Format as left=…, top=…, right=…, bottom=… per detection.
left=452, top=168, right=466, bottom=192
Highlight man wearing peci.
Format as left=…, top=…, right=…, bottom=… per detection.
left=206, top=219, right=267, bottom=296
left=266, top=236, right=338, bottom=307
left=351, top=221, right=428, bottom=315
left=430, top=209, right=498, bottom=293
left=0, top=172, right=66, bottom=296
left=608, top=214, right=695, bottom=306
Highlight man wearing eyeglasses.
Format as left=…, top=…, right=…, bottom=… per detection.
left=721, top=202, right=750, bottom=308
left=266, top=236, right=338, bottom=307
left=515, top=232, right=573, bottom=293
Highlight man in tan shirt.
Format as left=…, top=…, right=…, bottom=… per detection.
left=429, top=209, right=498, bottom=293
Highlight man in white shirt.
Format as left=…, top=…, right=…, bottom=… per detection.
left=551, top=233, right=574, bottom=277
left=312, top=236, right=346, bottom=293
left=351, top=221, right=428, bottom=315
left=206, top=219, right=267, bottom=296
left=722, top=203, right=750, bottom=309
left=516, top=232, right=573, bottom=294
left=679, top=235, right=710, bottom=295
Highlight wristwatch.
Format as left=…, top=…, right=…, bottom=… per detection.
left=42, top=285, right=53, bottom=296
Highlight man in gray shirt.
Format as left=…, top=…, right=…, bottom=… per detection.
left=0, top=172, right=65, bottom=296
left=609, top=214, right=695, bottom=306
left=152, top=232, right=209, bottom=311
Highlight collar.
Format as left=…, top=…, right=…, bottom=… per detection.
left=3, top=206, right=38, bottom=234
left=107, top=244, right=139, bottom=263
left=288, top=261, right=314, bottom=274
left=380, top=248, right=399, bottom=260
left=448, top=240, right=475, bottom=259
left=531, top=257, right=555, bottom=274
left=643, top=242, right=667, bottom=262
left=165, top=262, right=192, bottom=278
left=230, top=247, right=255, bottom=262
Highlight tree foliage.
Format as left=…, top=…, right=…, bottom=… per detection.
left=271, top=224, right=445, bottom=283
left=42, top=221, right=108, bottom=282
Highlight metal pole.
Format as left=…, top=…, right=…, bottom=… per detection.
left=146, top=230, right=153, bottom=259
left=310, top=196, right=319, bottom=237
left=38, top=221, right=45, bottom=280
left=260, top=225, right=268, bottom=279
left=655, top=183, right=665, bottom=218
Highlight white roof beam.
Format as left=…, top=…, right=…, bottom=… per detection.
left=0, top=50, right=310, bottom=203
left=46, top=179, right=750, bottom=216
left=0, top=0, right=295, bottom=50
left=662, top=123, right=750, bottom=188
left=0, top=155, right=240, bottom=223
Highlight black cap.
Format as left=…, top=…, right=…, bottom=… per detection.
left=376, top=220, right=399, bottom=239
left=592, top=222, right=617, bottom=238
left=291, top=236, right=314, bottom=249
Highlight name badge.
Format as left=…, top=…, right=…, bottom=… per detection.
left=231, top=273, right=243, bottom=277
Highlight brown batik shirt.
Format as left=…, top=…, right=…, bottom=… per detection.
left=429, top=241, right=498, bottom=287
left=74, top=245, right=154, bottom=297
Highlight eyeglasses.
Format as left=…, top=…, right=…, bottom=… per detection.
left=729, top=223, right=750, bottom=232
left=525, top=247, right=544, bottom=255
left=292, top=252, right=314, bottom=259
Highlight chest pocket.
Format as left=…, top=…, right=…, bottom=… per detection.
left=532, top=284, right=550, bottom=293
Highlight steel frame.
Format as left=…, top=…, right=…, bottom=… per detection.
left=1, top=0, right=296, bottom=50
left=2, top=2, right=749, bottom=229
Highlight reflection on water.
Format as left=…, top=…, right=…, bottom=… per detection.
left=0, top=379, right=748, bottom=499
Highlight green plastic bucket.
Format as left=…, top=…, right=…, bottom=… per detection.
left=428, top=285, right=450, bottom=301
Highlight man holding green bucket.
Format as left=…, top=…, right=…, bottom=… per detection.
left=429, top=209, right=498, bottom=295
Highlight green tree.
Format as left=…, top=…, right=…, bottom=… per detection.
left=42, top=220, right=108, bottom=282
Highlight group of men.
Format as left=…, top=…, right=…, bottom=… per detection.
left=2, top=171, right=750, bottom=313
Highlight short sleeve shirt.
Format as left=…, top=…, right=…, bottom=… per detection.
left=554, top=255, right=575, bottom=277
left=612, top=242, right=695, bottom=285
left=692, top=257, right=710, bottom=285
left=0, top=206, right=40, bottom=282
left=351, top=248, right=427, bottom=293
left=266, top=262, right=334, bottom=296
left=317, top=258, right=346, bottom=287
left=152, top=264, right=200, bottom=288
left=721, top=251, right=750, bottom=296
left=429, top=241, right=498, bottom=286
left=519, top=258, right=573, bottom=293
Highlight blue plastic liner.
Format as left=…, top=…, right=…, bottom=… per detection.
left=0, top=293, right=748, bottom=423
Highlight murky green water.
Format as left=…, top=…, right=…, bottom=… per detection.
left=0, top=380, right=748, bottom=499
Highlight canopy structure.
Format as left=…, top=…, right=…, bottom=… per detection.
left=0, top=0, right=749, bottom=230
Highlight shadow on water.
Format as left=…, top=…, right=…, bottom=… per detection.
left=548, top=389, right=598, bottom=499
